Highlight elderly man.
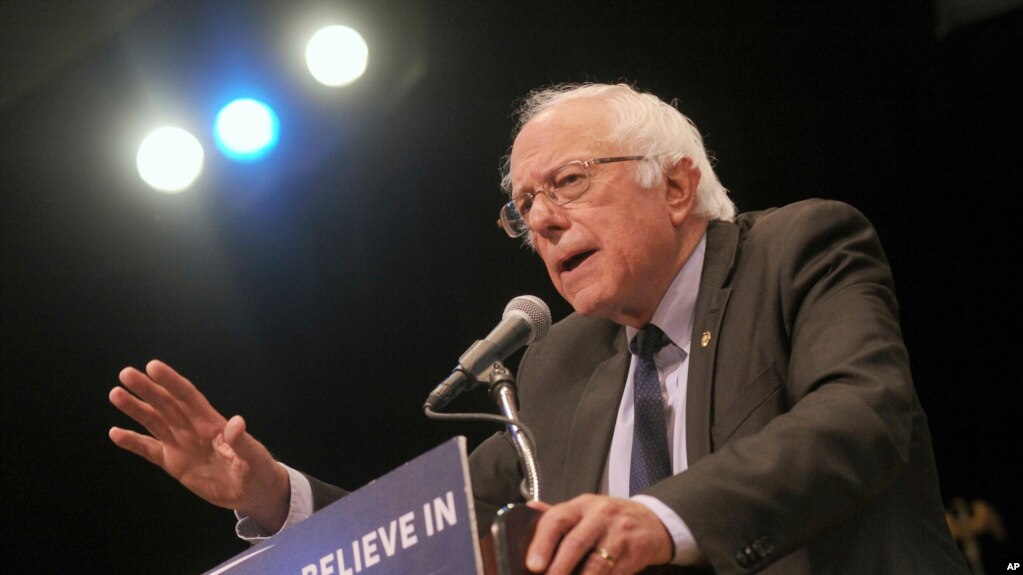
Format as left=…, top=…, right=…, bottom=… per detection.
left=110, top=83, right=968, bottom=574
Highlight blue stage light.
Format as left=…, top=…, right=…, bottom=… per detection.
left=214, top=98, right=280, bottom=161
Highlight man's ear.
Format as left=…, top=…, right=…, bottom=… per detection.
left=665, top=156, right=701, bottom=226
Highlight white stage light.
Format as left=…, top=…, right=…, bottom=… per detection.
left=306, top=25, right=368, bottom=87
left=136, top=127, right=204, bottom=193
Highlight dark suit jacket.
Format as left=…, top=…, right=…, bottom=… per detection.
left=311, top=200, right=968, bottom=574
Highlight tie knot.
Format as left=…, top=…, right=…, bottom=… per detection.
left=630, top=324, right=670, bottom=359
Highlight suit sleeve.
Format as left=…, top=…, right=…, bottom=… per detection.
left=295, top=438, right=520, bottom=534
left=305, top=472, right=349, bottom=512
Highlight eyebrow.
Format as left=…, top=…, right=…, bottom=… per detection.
left=510, top=163, right=558, bottom=197
left=509, top=176, right=540, bottom=199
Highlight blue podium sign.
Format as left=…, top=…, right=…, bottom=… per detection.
left=204, top=437, right=482, bottom=575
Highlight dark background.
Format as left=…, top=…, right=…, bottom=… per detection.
left=2, top=1, right=1020, bottom=572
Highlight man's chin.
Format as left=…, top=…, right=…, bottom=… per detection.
left=566, top=292, right=651, bottom=328
left=564, top=291, right=613, bottom=320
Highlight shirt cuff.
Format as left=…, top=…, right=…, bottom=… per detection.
left=631, top=494, right=703, bottom=565
left=235, top=464, right=314, bottom=541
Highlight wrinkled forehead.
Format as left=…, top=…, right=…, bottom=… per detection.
left=509, top=100, right=616, bottom=193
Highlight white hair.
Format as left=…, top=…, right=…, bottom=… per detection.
left=500, top=82, right=736, bottom=222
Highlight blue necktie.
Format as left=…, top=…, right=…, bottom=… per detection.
left=629, top=324, right=673, bottom=496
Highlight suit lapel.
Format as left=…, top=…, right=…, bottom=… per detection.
left=556, top=220, right=742, bottom=493
left=559, top=327, right=630, bottom=498
left=686, top=220, right=740, bottom=464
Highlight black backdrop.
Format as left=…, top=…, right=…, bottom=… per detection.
left=2, top=1, right=1020, bottom=572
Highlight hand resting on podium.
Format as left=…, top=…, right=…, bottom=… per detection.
left=524, top=497, right=674, bottom=574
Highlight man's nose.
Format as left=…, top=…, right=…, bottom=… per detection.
left=527, top=192, right=569, bottom=235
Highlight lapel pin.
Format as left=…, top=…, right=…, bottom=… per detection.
left=701, top=331, right=712, bottom=347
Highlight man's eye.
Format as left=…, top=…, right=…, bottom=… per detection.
left=554, top=172, right=585, bottom=189
left=516, top=197, right=533, bottom=215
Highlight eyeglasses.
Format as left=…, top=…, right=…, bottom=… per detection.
left=497, top=156, right=647, bottom=238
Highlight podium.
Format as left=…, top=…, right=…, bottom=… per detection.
left=199, top=433, right=691, bottom=575
left=199, top=436, right=682, bottom=575
left=203, top=437, right=482, bottom=574
left=480, top=504, right=545, bottom=575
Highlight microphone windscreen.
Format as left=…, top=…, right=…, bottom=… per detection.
left=503, top=295, right=551, bottom=344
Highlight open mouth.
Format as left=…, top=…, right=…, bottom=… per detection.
left=562, top=250, right=596, bottom=273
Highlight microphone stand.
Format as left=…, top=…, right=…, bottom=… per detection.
left=425, top=361, right=545, bottom=575
left=487, top=362, right=541, bottom=502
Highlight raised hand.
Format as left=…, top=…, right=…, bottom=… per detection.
left=109, top=359, right=291, bottom=533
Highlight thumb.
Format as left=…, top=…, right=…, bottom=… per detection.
left=223, top=414, right=247, bottom=443
left=219, top=415, right=271, bottom=464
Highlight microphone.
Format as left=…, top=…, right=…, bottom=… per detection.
left=424, top=295, right=551, bottom=411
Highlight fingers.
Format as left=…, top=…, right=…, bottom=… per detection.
left=109, top=426, right=165, bottom=467
left=145, top=360, right=224, bottom=422
left=526, top=496, right=673, bottom=575
left=546, top=501, right=610, bottom=574
left=110, top=359, right=231, bottom=464
left=109, top=360, right=284, bottom=514
left=526, top=500, right=552, bottom=512
left=109, top=385, right=172, bottom=442
left=591, top=547, right=619, bottom=573
left=116, top=360, right=228, bottom=432
left=527, top=496, right=596, bottom=574
left=118, top=365, right=191, bottom=429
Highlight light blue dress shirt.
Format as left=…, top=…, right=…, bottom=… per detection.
left=606, top=234, right=705, bottom=564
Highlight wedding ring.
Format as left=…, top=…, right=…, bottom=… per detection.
left=595, top=547, right=616, bottom=569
